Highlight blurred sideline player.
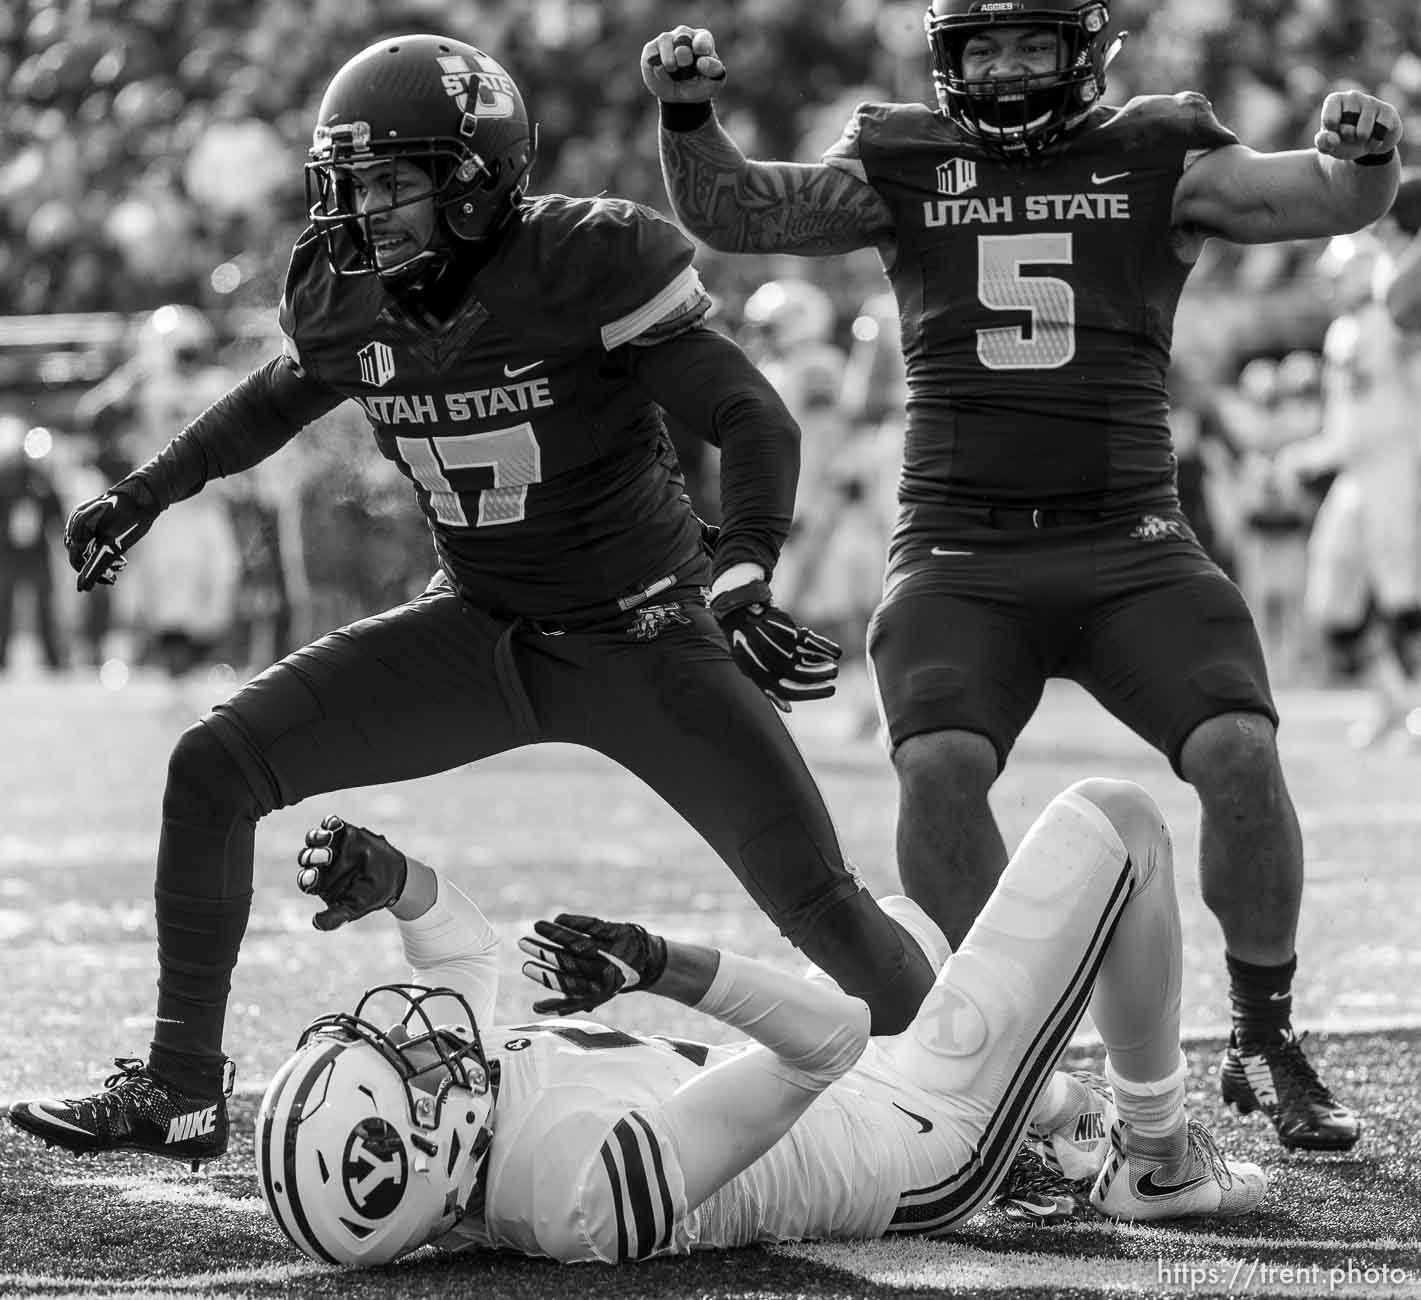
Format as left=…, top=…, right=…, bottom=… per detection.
left=73, top=305, right=241, bottom=679
left=739, top=277, right=856, bottom=619
left=0, top=418, right=67, bottom=671
left=248, top=778, right=1264, bottom=1267
left=1227, top=354, right=1319, bottom=687
left=8, top=33, right=935, bottom=1170
left=74, top=305, right=233, bottom=466
left=780, top=291, right=907, bottom=736
left=1295, top=174, right=1421, bottom=748
left=639, top=2, right=1408, bottom=1150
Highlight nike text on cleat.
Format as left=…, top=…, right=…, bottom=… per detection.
left=1220, top=1028, right=1361, bottom=1151
left=1090, top=1119, right=1267, bottom=1221
left=1028, top=1070, right=1117, bottom=1181
left=7, top=1058, right=231, bottom=1169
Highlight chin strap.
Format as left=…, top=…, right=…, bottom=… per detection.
left=1102, top=30, right=1129, bottom=73
left=376, top=246, right=447, bottom=287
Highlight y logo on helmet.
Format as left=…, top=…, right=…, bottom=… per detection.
left=437, top=54, right=517, bottom=136
left=342, top=1117, right=409, bottom=1218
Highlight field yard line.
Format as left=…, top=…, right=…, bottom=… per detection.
left=777, top=1240, right=1421, bottom=1296
left=0, top=1263, right=327, bottom=1292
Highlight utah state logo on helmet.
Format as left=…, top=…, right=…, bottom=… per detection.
left=305, top=34, right=536, bottom=277
left=924, top=1, right=1126, bottom=156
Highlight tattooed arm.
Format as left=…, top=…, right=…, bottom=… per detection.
left=641, top=25, right=893, bottom=256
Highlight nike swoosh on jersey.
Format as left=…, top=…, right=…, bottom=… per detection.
left=892, top=1101, right=934, bottom=1133
left=1133, top=1167, right=1211, bottom=1198
left=930, top=547, right=974, bottom=557
left=503, top=360, right=545, bottom=377
left=1091, top=170, right=1131, bottom=184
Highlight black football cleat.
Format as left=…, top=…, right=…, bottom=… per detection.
left=8, top=1058, right=231, bottom=1170
left=1220, top=1029, right=1361, bottom=1151
left=992, top=1141, right=1092, bottom=1225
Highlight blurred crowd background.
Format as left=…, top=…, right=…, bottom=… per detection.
left=2, top=0, right=1419, bottom=743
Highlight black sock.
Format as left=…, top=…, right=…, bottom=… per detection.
left=146, top=723, right=263, bottom=1098
left=150, top=875, right=253, bottom=1097
left=1227, top=952, right=1296, bottom=1045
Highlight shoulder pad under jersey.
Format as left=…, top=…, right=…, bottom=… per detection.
left=276, top=226, right=386, bottom=379
left=500, top=194, right=705, bottom=351
left=1093, top=93, right=1241, bottom=155
left=823, top=101, right=974, bottom=173
left=530, top=1107, right=691, bottom=1263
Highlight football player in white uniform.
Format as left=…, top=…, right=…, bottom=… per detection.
left=257, top=778, right=1266, bottom=1268
left=1300, top=173, right=1421, bottom=746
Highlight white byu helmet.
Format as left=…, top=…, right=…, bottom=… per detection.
left=256, top=984, right=498, bottom=1267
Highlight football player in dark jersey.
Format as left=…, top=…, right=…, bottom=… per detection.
left=7, top=34, right=938, bottom=1170
left=641, top=1, right=1405, bottom=1154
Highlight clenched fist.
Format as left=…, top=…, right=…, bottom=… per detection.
left=296, top=815, right=408, bottom=932
left=641, top=26, right=726, bottom=103
left=1314, top=91, right=1403, bottom=162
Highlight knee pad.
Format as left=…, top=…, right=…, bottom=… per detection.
left=163, top=721, right=268, bottom=828
left=892, top=947, right=1024, bottom=1097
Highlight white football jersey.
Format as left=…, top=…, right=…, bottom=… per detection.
left=437, top=1019, right=914, bottom=1262
left=1322, top=300, right=1421, bottom=475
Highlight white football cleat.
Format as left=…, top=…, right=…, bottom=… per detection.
left=1028, top=1070, right=1117, bottom=1181
left=1091, top=1118, right=1267, bottom=1222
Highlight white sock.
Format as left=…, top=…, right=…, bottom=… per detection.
left=1029, top=1071, right=1075, bottom=1133
left=1107, top=1053, right=1188, bottom=1145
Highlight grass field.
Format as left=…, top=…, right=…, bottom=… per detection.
left=1, top=666, right=1419, bottom=1297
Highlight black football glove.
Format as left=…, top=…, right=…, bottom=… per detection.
left=518, top=914, right=668, bottom=1015
left=710, top=579, right=842, bottom=712
left=296, top=815, right=409, bottom=932
left=64, top=479, right=162, bottom=592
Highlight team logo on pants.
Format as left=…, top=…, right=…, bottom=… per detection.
left=1130, top=514, right=1190, bottom=542
left=628, top=602, right=691, bottom=641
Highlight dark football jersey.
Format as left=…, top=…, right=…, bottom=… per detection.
left=824, top=94, right=1238, bottom=513
left=278, top=195, right=713, bottom=618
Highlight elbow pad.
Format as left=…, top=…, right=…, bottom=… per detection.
left=695, top=951, right=870, bottom=1089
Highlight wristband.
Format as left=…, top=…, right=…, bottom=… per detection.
left=660, top=100, right=713, bottom=133
left=1353, top=148, right=1396, bottom=167
left=709, top=577, right=772, bottom=620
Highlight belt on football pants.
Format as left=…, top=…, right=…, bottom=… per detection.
left=485, top=570, right=684, bottom=739
left=982, top=505, right=1106, bottom=529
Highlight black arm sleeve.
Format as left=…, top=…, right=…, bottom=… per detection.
left=121, top=358, right=346, bottom=508
left=626, top=326, right=799, bottom=579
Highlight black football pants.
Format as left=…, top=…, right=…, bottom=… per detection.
left=150, top=586, right=933, bottom=1093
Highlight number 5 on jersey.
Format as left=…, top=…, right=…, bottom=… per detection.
left=977, top=232, right=1076, bottom=371
left=396, top=423, right=543, bottom=527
